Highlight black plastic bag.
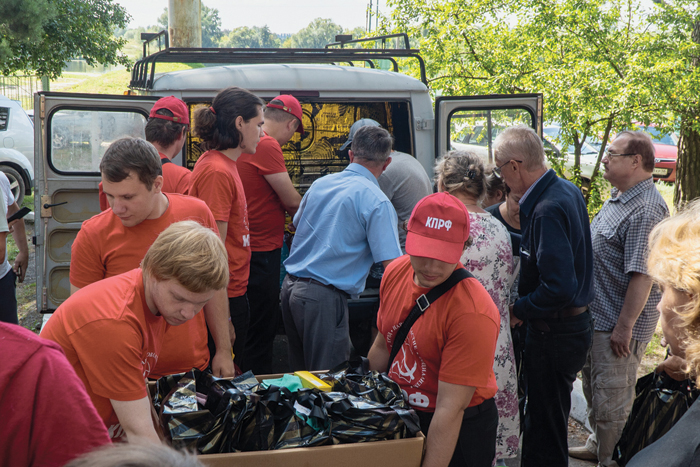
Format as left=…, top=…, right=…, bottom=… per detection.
left=613, top=371, right=700, bottom=466
left=323, top=392, right=420, bottom=443
left=154, top=369, right=333, bottom=453
left=155, top=370, right=253, bottom=454
left=237, top=386, right=331, bottom=450
left=320, top=358, right=412, bottom=408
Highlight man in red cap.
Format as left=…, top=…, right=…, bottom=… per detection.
left=99, top=96, right=192, bottom=210
left=237, top=94, right=303, bottom=373
left=368, top=192, right=500, bottom=467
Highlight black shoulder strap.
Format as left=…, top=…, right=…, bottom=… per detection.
left=161, top=157, right=172, bottom=165
left=387, top=268, right=474, bottom=374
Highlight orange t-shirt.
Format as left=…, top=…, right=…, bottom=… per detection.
left=41, top=269, right=168, bottom=441
left=70, top=193, right=216, bottom=378
left=98, top=154, right=191, bottom=211
left=377, top=255, right=500, bottom=412
left=238, top=135, right=288, bottom=251
left=189, top=150, right=251, bottom=297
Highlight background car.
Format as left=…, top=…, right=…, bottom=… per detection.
left=633, top=125, right=678, bottom=183
left=0, top=95, right=34, bottom=204
left=0, top=147, right=33, bottom=205
left=543, top=125, right=600, bottom=181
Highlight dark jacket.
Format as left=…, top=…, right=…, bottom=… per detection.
left=513, top=169, right=594, bottom=321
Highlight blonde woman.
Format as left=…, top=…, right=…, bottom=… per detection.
left=435, top=150, right=519, bottom=463
left=627, top=200, right=700, bottom=467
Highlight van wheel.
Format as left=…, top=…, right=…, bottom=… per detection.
left=0, top=166, right=26, bottom=205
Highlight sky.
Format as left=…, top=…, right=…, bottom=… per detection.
left=114, top=0, right=390, bottom=35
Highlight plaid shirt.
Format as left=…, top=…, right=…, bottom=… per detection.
left=590, top=177, right=668, bottom=343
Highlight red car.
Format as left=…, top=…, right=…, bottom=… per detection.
left=636, top=125, right=678, bottom=183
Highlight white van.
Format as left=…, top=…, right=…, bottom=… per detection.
left=34, top=34, right=542, bottom=327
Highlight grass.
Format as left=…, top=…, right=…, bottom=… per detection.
left=59, top=62, right=204, bottom=95
left=655, top=181, right=676, bottom=213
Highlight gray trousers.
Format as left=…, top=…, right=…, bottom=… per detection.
left=581, top=331, right=647, bottom=467
left=280, top=274, right=351, bottom=371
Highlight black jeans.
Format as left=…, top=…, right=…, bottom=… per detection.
left=417, top=398, right=498, bottom=467
left=521, top=311, right=594, bottom=467
left=207, top=293, right=250, bottom=369
left=0, top=269, right=18, bottom=325
left=241, top=249, right=282, bottom=374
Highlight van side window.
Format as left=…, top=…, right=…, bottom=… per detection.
left=49, top=109, right=147, bottom=174
left=0, top=107, right=8, bottom=131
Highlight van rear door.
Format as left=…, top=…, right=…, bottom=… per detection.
left=435, top=94, right=543, bottom=164
left=34, top=92, right=159, bottom=314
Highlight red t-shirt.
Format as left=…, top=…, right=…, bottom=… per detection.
left=98, top=153, right=191, bottom=211
left=377, top=255, right=500, bottom=412
left=0, top=322, right=110, bottom=466
left=70, top=193, right=216, bottom=378
left=41, top=269, right=168, bottom=441
left=190, top=149, right=251, bottom=297
left=238, top=135, right=288, bottom=251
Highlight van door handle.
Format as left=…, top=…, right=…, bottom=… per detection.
left=43, top=201, right=68, bottom=209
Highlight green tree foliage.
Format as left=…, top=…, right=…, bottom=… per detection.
left=219, top=26, right=281, bottom=48
left=157, top=7, right=168, bottom=31
left=1, top=0, right=130, bottom=78
left=385, top=0, right=675, bottom=210
left=201, top=4, right=223, bottom=48
left=649, top=0, right=700, bottom=205
left=0, top=0, right=54, bottom=65
left=289, top=18, right=344, bottom=48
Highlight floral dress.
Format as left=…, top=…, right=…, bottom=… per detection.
left=460, top=211, right=520, bottom=459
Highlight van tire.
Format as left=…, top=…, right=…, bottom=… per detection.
left=0, top=165, right=26, bottom=205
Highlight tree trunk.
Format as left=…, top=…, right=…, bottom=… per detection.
left=674, top=118, right=700, bottom=206
left=674, top=19, right=700, bottom=207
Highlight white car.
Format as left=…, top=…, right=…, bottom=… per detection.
left=0, top=95, right=34, bottom=204
left=543, top=125, right=600, bottom=181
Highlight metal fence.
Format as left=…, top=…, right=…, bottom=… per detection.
left=0, top=75, right=42, bottom=110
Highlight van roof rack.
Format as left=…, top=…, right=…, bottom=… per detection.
left=130, top=32, right=427, bottom=90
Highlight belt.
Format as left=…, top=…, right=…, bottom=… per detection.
left=531, top=306, right=589, bottom=332
left=287, top=274, right=350, bottom=298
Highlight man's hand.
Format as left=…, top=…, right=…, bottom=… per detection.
left=8, top=218, right=21, bottom=233
left=509, top=304, right=523, bottom=328
left=211, top=350, right=236, bottom=378
left=610, top=323, right=633, bottom=358
left=13, top=249, right=28, bottom=282
left=656, top=355, right=689, bottom=381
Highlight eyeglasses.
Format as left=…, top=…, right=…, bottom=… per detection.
left=604, top=149, right=637, bottom=158
left=493, top=159, right=523, bottom=178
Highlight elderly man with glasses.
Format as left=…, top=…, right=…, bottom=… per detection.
left=494, top=125, right=595, bottom=467
left=569, top=131, right=668, bottom=466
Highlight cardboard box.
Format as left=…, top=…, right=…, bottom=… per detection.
left=150, top=373, right=425, bottom=467
left=198, top=432, right=425, bottom=467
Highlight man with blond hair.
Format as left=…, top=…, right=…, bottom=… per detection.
left=42, top=221, right=229, bottom=443
left=494, top=125, right=594, bottom=467
left=570, top=131, right=668, bottom=466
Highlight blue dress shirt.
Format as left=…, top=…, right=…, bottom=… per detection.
left=284, top=163, right=402, bottom=296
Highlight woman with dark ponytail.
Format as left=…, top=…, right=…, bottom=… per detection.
left=189, top=86, right=264, bottom=371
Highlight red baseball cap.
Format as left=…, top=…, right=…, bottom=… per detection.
left=405, top=192, right=471, bottom=264
left=267, top=95, right=304, bottom=134
left=149, top=96, right=190, bottom=125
